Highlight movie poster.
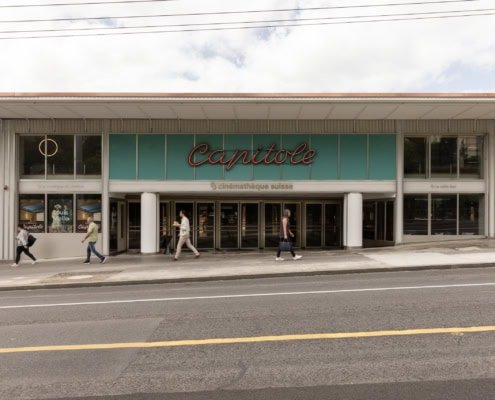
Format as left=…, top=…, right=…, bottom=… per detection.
left=48, top=195, right=73, bottom=233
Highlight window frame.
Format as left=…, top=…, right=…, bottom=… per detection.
left=18, top=134, right=102, bottom=180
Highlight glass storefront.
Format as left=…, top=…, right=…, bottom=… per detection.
left=404, top=195, right=428, bottom=235
left=431, top=194, right=457, bottom=235
left=404, top=193, right=484, bottom=236
left=404, top=137, right=427, bottom=178
left=19, top=134, right=102, bottom=179
left=404, top=135, right=483, bottom=179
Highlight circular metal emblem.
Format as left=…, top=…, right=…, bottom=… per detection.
left=38, top=138, right=59, bottom=157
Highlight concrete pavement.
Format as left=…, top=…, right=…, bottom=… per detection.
left=1, top=239, right=495, bottom=290
left=1, top=270, right=495, bottom=399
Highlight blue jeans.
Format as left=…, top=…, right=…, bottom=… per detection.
left=86, top=242, right=104, bottom=262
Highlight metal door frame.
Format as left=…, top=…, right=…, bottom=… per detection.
left=109, top=198, right=127, bottom=254
left=127, top=199, right=141, bottom=251
left=304, top=202, right=324, bottom=248
left=196, top=201, right=216, bottom=249
left=218, top=201, right=240, bottom=249
left=323, top=200, right=342, bottom=248
left=240, top=201, right=260, bottom=249
left=262, top=201, right=282, bottom=248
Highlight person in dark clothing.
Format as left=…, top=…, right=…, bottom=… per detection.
left=275, top=209, right=303, bottom=261
left=11, top=224, right=36, bottom=267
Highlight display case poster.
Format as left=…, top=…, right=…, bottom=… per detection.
left=76, top=195, right=102, bottom=233
left=19, top=195, right=45, bottom=233
left=48, top=195, right=73, bottom=233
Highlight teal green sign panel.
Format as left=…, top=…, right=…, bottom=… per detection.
left=194, top=134, right=224, bottom=180
left=340, top=135, right=368, bottom=180
left=224, top=134, right=253, bottom=180
left=253, top=134, right=281, bottom=180
left=166, top=135, right=194, bottom=180
left=310, top=135, right=338, bottom=180
left=281, top=134, right=311, bottom=180
left=369, top=134, right=396, bottom=179
left=138, top=134, right=165, bottom=180
left=109, top=133, right=396, bottom=181
left=109, top=134, right=136, bottom=179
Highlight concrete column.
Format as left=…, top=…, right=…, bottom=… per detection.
left=488, top=122, right=495, bottom=237
left=0, top=120, right=4, bottom=260
left=101, top=128, right=110, bottom=255
left=140, top=192, right=158, bottom=254
left=345, top=192, right=363, bottom=248
left=395, top=126, right=404, bottom=244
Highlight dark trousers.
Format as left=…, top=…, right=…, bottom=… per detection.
left=15, top=246, right=36, bottom=264
left=276, top=239, right=295, bottom=258
left=86, top=242, right=104, bottom=261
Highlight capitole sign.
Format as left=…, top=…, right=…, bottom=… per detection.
left=188, top=142, right=317, bottom=171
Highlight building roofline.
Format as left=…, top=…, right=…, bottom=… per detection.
left=0, top=92, right=495, bottom=99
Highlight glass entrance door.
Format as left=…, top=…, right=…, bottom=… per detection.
left=197, top=202, right=215, bottom=248
left=305, top=203, right=323, bottom=247
left=264, top=203, right=281, bottom=248
left=110, top=199, right=126, bottom=253
left=127, top=201, right=140, bottom=251
left=325, top=203, right=341, bottom=247
left=220, top=203, right=239, bottom=248
left=241, top=203, right=259, bottom=248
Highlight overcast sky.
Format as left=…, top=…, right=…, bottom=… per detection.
left=0, top=0, right=494, bottom=92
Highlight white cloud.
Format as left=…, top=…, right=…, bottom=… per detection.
left=0, top=0, right=494, bottom=92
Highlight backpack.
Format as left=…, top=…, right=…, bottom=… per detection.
left=27, top=234, right=37, bottom=247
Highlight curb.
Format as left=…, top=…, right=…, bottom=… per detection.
left=1, top=262, right=495, bottom=292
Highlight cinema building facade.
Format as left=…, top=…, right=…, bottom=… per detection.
left=1, top=93, right=494, bottom=261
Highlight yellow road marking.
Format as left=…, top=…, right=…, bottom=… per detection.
left=1, top=325, right=494, bottom=354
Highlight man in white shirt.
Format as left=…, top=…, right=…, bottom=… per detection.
left=172, top=210, right=200, bottom=261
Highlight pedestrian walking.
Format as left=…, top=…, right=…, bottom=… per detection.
left=172, top=210, right=200, bottom=261
left=81, top=217, right=106, bottom=264
left=11, top=224, right=37, bottom=267
left=275, top=209, right=303, bottom=261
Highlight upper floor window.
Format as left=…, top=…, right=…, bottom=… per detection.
left=20, top=135, right=102, bottom=179
left=404, top=135, right=483, bottom=179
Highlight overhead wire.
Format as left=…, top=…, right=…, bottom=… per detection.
left=0, top=10, right=493, bottom=40
left=0, top=7, right=493, bottom=35
left=0, top=0, right=483, bottom=24
left=0, top=0, right=178, bottom=8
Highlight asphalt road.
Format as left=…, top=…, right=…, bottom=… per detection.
left=1, top=267, right=495, bottom=399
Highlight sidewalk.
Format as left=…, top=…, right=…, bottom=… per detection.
left=1, top=239, right=495, bottom=291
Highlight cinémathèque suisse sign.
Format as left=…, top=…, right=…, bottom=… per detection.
left=188, top=143, right=316, bottom=171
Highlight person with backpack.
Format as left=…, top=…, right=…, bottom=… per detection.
left=275, top=209, right=303, bottom=261
left=11, top=224, right=37, bottom=267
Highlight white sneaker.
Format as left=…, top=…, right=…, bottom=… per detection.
left=31, top=260, right=37, bottom=265
left=275, top=257, right=284, bottom=261
left=293, top=255, right=303, bottom=260
left=11, top=263, right=18, bottom=267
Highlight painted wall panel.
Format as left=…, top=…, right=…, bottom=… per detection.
left=310, top=135, right=338, bottom=180
left=369, top=134, right=396, bottom=179
left=137, top=134, right=165, bottom=180
left=253, top=134, right=281, bottom=180
left=340, top=134, right=367, bottom=180
left=224, top=134, right=253, bottom=180
left=109, top=134, right=136, bottom=179
left=281, top=134, right=311, bottom=180
left=166, top=134, right=195, bottom=180
left=194, top=134, right=224, bottom=180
